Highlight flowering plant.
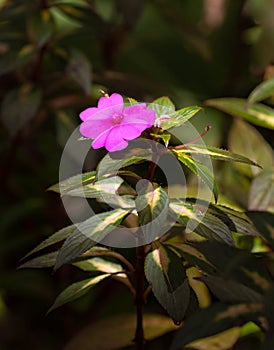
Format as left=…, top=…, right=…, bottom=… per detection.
left=21, top=92, right=274, bottom=350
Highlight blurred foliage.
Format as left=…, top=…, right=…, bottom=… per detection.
left=0, top=0, right=274, bottom=349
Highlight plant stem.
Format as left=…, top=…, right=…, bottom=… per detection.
left=134, top=243, right=146, bottom=349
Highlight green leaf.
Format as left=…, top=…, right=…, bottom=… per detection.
left=135, top=183, right=169, bottom=241
left=185, top=198, right=259, bottom=236
left=205, top=98, right=274, bottom=129
left=149, top=96, right=175, bottom=119
left=177, top=145, right=261, bottom=167
left=145, top=243, right=190, bottom=323
left=174, top=152, right=218, bottom=202
left=228, top=119, right=274, bottom=177
left=248, top=168, right=274, bottom=212
left=96, top=146, right=152, bottom=176
left=169, top=200, right=233, bottom=245
left=22, top=224, right=75, bottom=259
left=1, top=85, right=42, bottom=138
left=59, top=176, right=124, bottom=198
left=48, top=274, right=109, bottom=312
left=161, top=106, right=202, bottom=130
left=48, top=171, right=96, bottom=193
left=247, top=78, right=274, bottom=106
left=150, top=132, right=171, bottom=147
left=170, top=302, right=263, bottom=350
left=55, top=209, right=130, bottom=269
left=67, top=49, right=92, bottom=94
left=246, top=211, right=274, bottom=246
left=73, top=257, right=123, bottom=274
left=19, top=252, right=58, bottom=269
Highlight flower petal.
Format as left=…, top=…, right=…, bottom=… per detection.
left=92, top=130, right=110, bottom=149
left=98, top=93, right=124, bottom=115
left=104, top=127, right=128, bottom=152
left=119, top=123, right=146, bottom=140
left=123, top=104, right=156, bottom=126
left=79, top=107, right=98, bottom=121
left=80, top=118, right=112, bottom=138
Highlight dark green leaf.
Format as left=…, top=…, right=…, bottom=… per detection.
left=166, top=238, right=218, bottom=276
left=191, top=241, right=271, bottom=293
left=19, top=252, right=58, bottom=269
left=48, top=274, right=109, bottom=312
left=246, top=211, right=274, bottom=246
left=199, top=275, right=263, bottom=303
left=170, top=302, right=263, bottom=350
left=205, top=98, right=274, bottom=129
left=1, top=85, right=42, bottom=137
left=55, top=209, right=130, bottom=269
left=145, top=243, right=190, bottom=323
left=23, top=224, right=75, bottom=259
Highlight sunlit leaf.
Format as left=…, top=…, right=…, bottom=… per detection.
left=161, top=106, right=202, bottom=130
left=205, top=98, right=274, bottom=129
left=48, top=171, right=96, bottom=193
left=174, top=152, right=218, bottom=202
left=145, top=243, right=190, bottom=323
left=48, top=274, right=109, bottom=312
left=228, top=119, right=274, bottom=177
left=149, top=96, right=175, bottom=118
left=177, top=145, right=261, bottom=167
left=55, top=209, right=130, bottom=269
left=135, top=183, right=169, bottom=242
left=169, top=200, right=233, bottom=245
left=170, top=302, right=263, bottom=350
left=247, top=78, right=274, bottom=106
left=73, top=257, right=123, bottom=274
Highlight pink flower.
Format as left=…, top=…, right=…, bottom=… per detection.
left=79, top=93, right=156, bottom=152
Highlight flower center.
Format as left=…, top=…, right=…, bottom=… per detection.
left=111, top=114, right=124, bottom=125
